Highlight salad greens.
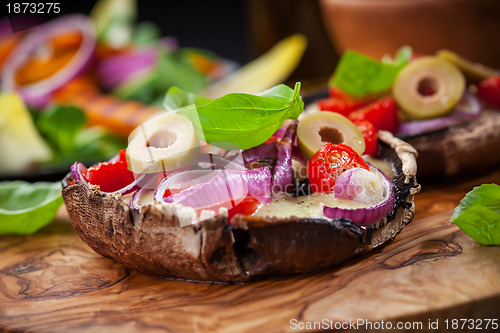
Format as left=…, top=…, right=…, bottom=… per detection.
left=115, top=49, right=210, bottom=105
left=0, top=181, right=63, bottom=235
left=36, top=105, right=86, bottom=155
left=331, top=50, right=405, bottom=97
left=450, top=184, right=500, bottom=245
left=164, top=82, right=304, bottom=149
left=90, top=0, right=137, bottom=47
left=35, top=106, right=125, bottom=168
left=130, top=21, right=162, bottom=46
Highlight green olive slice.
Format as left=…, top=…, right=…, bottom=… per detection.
left=126, top=112, right=201, bottom=173
left=297, top=111, right=365, bottom=160
left=393, top=56, right=465, bottom=120
left=437, top=50, right=499, bottom=81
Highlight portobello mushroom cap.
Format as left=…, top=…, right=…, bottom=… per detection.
left=404, top=110, right=500, bottom=179
left=61, top=131, right=419, bottom=282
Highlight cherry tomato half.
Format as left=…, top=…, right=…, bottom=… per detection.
left=477, top=76, right=500, bottom=109
left=307, top=143, right=369, bottom=193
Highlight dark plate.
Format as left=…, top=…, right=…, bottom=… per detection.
left=0, top=166, right=72, bottom=183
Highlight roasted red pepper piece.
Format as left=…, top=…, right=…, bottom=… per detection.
left=348, top=97, right=400, bottom=133
left=227, top=196, right=261, bottom=223
left=82, top=149, right=135, bottom=192
left=318, top=97, right=367, bottom=117
left=353, top=119, right=378, bottom=156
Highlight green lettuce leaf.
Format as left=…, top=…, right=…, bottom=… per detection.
left=450, top=184, right=500, bottom=245
left=36, top=105, right=125, bottom=167
left=331, top=50, right=403, bottom=97
left=163, top=82, right=303, bottom=149
left=0, top=181, right=63, bottom=235
left=37, top=105, right=86, bottom=154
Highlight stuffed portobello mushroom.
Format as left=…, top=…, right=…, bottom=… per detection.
left=311, top=48, right=500, bottom=180
left=62, top=83, right=420, bottom=282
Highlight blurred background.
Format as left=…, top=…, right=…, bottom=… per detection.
left=1, top=0, right=500, bottom=180
left=5, top=0, right=500, bottom=89
left=25, top=0, right=339, bottom=83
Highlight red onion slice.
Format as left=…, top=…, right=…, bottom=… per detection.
left=70, top=161, right=86, bottom=182
left=200, top=153, right=246, bottom=171
left=335, top=167, right=387, bottom=205
left=324, top=166, right=395, bottom=226
left=397, top=117, right=462, bottom=138
left=453, top=90, right=482, bottom=120
left=130, top=187, right=155, bottom=210
left=292, top=145, right=307, bottom=164
left=1, top=15, right=96, bottom=108
left=97, top=47, right=157, bottom=90
left=397, top=91, right=483, bottom=138
left=242, top=142, right=278, bottom=165
left=156, top=167, right=272, bottom=210
left=70, top=161, right=147, bottom=196
left=272, top=120, right=298, bottom=193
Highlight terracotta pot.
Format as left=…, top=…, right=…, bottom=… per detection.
left=320, top=0, right=500, bottom=67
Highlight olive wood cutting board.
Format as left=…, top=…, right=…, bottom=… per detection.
left=0, top=169, right=499, bottom=333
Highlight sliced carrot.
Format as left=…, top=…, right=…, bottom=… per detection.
left=188, top=52, right=219, bottom=75
left=49, top=31, right=83, bottom=51
left=15, top=51, right=77, bottom=85
left=14, top=31, right=83, bottom=85
left=54, top=77, right=161, bottom=138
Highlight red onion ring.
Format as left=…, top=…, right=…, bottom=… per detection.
left=155, top=167, right=272, bottom=210
left=130, top=187, right=154, bottom=210
left=397, top=117, right=462, bottom=138
left=243, top=142, right=278, bottom=165
left=70, top=161, right=147, bottom=196
left=397, top=91, right=483, bottom=138
left=324, top=166, right=395, bottom=226
left=292, top=144, right=307, bottom=164
left=1, top=15, right=96, bottom=108
left=97, top=47, right=157, bottom=90
left=272, top=120, right=298, bottom=193
left=200, top=153, right=246, bottom=171
left=453, top=90, right=482, bottom=120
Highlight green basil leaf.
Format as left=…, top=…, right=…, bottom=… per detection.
left=0, top=181, right=63, bottom=235
left=165, top=82, right=303, bottom=149
left=37, top=105, right=87, bottom=154
left=331, top=50, right=402, bottom=97
left=450, top=184, right=500, bottom=245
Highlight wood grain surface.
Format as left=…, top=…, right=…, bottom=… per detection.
left=1, top=170, right=500, bottom=333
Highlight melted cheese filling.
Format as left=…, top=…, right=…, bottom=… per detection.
left=253, top=192, right=369, bottom=219
left=128, top=158, right=395, bottom=220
